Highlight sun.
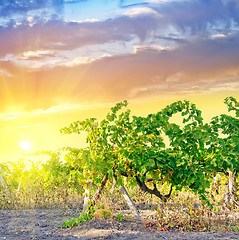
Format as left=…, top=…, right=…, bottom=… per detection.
left=19, top=141, right=32, bottom=150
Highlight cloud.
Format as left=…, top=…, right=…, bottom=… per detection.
left=64, top=54, right=111, bottom=67
left=122, top=7, right=159, bottom=17
left=0, top=0, right=238, bottom=113
left=65, top=18, right=100, bottom=23
left=0, top=0, right=238, bottom=60
left=133, top=44, right=175, bottom=53
left=119, top=1, right=149, bottom=8
left=0, top=0, right=65, bottom=30
left=0, top=0, right=64, bottom=17
left=0, top=18, right=135, bottom=58
left=74, top=34, right=239, bottom=99
left=152, top=0, right=239, bottom=33
left=1, top=41, right=125, bottom=69
left=21, top=50, right=55, bottom=60
left=2, top=31, right=236, bottom=111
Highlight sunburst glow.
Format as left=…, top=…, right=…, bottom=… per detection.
left=0, top=0, right=238, bottom=164
left=19, top=141, right=32, bottom=150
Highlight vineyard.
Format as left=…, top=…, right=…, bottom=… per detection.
left=0, top=97, right=239, bottom=239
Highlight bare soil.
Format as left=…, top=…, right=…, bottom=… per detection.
left=0, top=209, right=238, bottom=240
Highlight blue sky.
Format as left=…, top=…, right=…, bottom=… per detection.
left=0, top=0, right=151, bottom=25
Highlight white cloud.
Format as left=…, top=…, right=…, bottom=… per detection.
left=26, top=16, right=34, bottom=27
left=21, top=50, right=54, bottom=59
left=1, top=39, right=136, bottom=70
left=64, top=54, right=111, bottom=67
left=64, top=56, right=95, bottom=67
left=123, top=7, right=159, bottom=17
left=65, top=18, right=100, bottom=23
left=133, top=44, right=175, bottom=53
left=211, top=34, right=227, bottom=39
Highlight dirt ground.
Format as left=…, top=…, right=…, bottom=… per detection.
left=0, top=209, right=239, bottom=240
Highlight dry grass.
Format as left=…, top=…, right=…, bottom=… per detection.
left=94, top=186, right=239, bottom=233
left=0, top=172, right=238, bottom=233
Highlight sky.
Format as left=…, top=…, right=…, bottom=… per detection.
left=0, top=0, right=239, bottom=163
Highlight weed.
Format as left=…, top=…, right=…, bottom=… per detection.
left=62, top=206, right=95, bottom=228
left=101, top=210, right=111, bottom=218
left=116, top=213, right=123, bottom=221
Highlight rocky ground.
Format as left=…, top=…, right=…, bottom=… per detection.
left=0, top=209, right=238, bottom=240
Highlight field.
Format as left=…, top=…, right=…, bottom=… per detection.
left=1, top=208, right=239, bottom=239
left=1, top=99, right=239, bottom=239
left=0, top=160, right=239, bottom=239
left=1, top=0, right=239, bottom=238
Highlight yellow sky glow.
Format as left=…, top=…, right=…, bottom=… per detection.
left=0, top=0, right=239, bottom=163
left=0, top=91, right=238, bottom=163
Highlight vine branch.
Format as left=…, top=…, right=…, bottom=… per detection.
left=135, top=175, right=173, bottom=202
